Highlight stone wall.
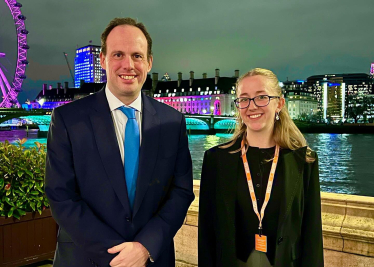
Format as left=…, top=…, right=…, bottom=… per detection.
left=175, top=181, right=374, bottom=267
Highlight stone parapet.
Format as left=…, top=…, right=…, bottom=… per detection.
left=175, top=181, right=374, bottom=267
left=321, top=192, right=374, bottom=266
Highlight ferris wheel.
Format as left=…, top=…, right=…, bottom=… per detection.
left=0, top=0, right=28, bottom=108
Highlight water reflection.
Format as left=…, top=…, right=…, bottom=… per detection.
left=188, top=133, right=374, bottom=197
left=305, top=134, right=356, bottom=195
left=188, top=134, right=232, bottom=180
left=1, top=130, right=374, bottom=197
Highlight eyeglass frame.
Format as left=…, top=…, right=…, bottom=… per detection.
left=233, top=95, right=281, bottom=109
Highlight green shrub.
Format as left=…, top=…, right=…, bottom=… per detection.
left=0, top=138, right=49, bottom=219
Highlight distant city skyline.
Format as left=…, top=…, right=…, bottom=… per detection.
left=1, top=0, right=373, bottom=103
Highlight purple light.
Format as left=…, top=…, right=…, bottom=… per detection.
left=154, top=94, right=222, bottom=115
left=0, top=0, right=28, bottom=108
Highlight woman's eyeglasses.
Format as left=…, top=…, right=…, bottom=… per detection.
left=233, top=95, right=280, bottom=109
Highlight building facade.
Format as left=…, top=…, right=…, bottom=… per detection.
left=282, top=80, right=318, bottom=120
left=366, top=94, right=374, bottom=122
left=153, top=69, right=239, bottom=116
left=305, top=74, right=373, bottom=122
left=74, top=45, right=106, bottom=88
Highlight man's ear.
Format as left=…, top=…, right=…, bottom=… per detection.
left=147, top=55, right=153, bottom=72
left=100, top=52, right=106, bottom=70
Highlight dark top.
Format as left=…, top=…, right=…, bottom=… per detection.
left=236, top=146, right=287, bottom=265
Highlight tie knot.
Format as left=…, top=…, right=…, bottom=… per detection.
left=119, top=106, right=136, bottom=119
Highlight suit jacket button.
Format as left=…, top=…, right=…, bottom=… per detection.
left=277, top=237, right=283, bottom=244
left=126, top=217, right=131, bottom=222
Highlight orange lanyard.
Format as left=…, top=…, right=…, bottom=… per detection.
left=241, top=139, right=280, bottom=233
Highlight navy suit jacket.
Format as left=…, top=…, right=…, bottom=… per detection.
left=45, top=88, right=194, bottom=267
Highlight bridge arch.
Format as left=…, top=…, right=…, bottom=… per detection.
left=185, top=118, right=209, bottom=131
left=20, top=115, right=51, bottom=131
left=213, top=119, right=237, bottom=130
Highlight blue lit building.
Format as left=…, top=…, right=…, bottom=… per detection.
left=74, top=45, right=106, bottom=88
left=306, top=74, right=373, bottom=122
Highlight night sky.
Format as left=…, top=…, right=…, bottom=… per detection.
left=1, top=0, right=373, bottom=103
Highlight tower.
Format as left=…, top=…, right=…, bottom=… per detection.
left=74, top=45, right=106, bottom=88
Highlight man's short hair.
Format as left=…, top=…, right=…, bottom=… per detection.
left=101, top=17, right=153, bottom=60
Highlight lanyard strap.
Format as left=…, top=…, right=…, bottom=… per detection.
left=241, top=138, right=280, bottom=230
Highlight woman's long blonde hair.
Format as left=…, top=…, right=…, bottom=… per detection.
left=221, top=68, right=315, bottom=162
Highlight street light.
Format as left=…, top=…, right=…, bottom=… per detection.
left=37, top=98, right=45, bottom=108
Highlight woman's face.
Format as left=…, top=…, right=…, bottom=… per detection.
left=237, top=75, right=284, bottom=135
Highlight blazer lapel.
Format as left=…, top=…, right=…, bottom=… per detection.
left=277, top=147, right=307, bottom=231
left=132, top=93, right=160, bottom=218
left=218, top=139, right=241, bottom=224
left=89, top=89, right=131, bottom=212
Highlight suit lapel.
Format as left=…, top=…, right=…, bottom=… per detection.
left=89, top=89, right=131, bottom=212
left=132, top=93, right=160, bottom=218
left=277, top=147, right=307, bottom=231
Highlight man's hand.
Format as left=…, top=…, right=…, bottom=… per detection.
left=108, top=242, right=149, bottom=267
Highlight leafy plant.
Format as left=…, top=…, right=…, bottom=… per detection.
left=0, top=138, right=49, bottom=219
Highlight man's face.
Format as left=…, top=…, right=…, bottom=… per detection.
left=100, top=25, right=153, bottom=104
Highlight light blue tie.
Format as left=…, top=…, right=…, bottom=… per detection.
left=118, top=106, right=140, bottom=211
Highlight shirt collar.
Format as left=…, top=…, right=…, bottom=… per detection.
left=105, top=85, right=142, bottom=113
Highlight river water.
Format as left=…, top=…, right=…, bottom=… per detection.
left=1, top=130, right=374, bottom=197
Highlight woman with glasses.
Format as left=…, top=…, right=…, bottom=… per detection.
left=198, top=68, right=323, bottom=267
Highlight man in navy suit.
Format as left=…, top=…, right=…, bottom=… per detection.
left=45, top=17, right=194, bottom=267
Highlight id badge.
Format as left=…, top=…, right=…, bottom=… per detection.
left=255, top=234, right=267, bottom=253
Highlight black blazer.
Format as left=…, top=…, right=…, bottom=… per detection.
left=198, top=138, right=324, bottom=267
left=45, top=89, right=194, bottom=267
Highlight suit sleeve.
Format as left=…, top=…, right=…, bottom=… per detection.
left=45, top=108, right=125, bottom=266
left=301, top=153, right=324, bottom=267
left=134, top=114, right=195, bottom=261
left=198, top=149, right=217, bottom=267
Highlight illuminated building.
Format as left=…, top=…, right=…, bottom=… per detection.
left=371, top=63, right=374, bottom=76
left=153, top=69, right=239, bottom=116
left=28, top=75, right=153, bottom=110
left=74, top=45, right=106, bottom=88
left=282, top=80, right=318, bottom=119
left=306, top=74, right=373, bottom=122
left=366, top=94, right=374, bottom=122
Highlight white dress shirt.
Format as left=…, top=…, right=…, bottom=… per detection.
left=105, top=86, right=142, bottom=164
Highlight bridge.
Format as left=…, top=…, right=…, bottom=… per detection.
left=0, top=108, right=52, bottom=135
left=0, top=109, right=236, bottom=135
left=185, top=115, right=236, bottom=133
